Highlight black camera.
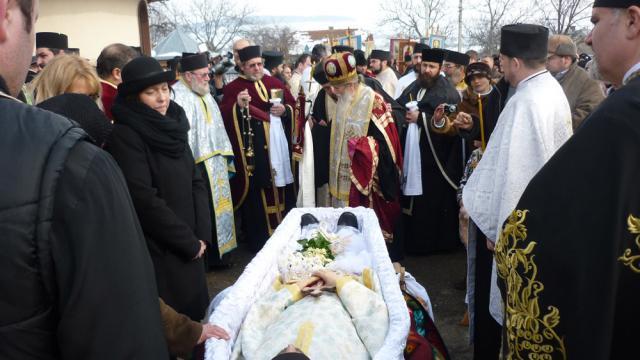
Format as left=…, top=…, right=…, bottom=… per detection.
left=211, top=52, right=235, bottom=76
left=443, top=104, right=457, bottom=114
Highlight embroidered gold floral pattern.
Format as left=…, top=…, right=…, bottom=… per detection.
left=496, top=210, right=567, bottom=360
left=618, top=214, right=640, bottom=273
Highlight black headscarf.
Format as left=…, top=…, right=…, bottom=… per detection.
left=111, top=96, right=190, bottom=158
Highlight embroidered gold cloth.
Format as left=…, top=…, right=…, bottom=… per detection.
left=619, top=214, right=640, bottom=273
left=328, top=84, right=375, bottom=203
left=496, top=210, right=567, bottom=359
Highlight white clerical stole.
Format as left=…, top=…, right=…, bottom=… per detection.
left=268, top=109, right=294, bottom=187
left=402, top=88, right=426, bottom=196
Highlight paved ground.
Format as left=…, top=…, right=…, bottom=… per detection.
left=402, top=250, right=472, bottom=359
left=206, top=245, right=472, bottom=359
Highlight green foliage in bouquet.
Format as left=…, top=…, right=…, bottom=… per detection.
left=297, top=232, right=335, bottom=261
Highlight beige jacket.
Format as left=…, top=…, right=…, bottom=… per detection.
left=557, top=63, right=605, bottom=130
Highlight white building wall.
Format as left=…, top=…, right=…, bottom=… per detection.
left=37, top=0, right=142, bottom=60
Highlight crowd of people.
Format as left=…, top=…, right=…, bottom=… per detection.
left=1, top=0, right=639, bottom=358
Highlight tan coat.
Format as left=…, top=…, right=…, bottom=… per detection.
left=159, top=298, right=202, bottom=357
left=558, top=63, right=605, bottom=130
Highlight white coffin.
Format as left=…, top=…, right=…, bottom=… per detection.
left=205, top=207, right=410, bottom=360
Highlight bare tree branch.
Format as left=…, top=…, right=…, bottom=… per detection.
left=244, top=23, right=300, bottom=61
left=466, top=0, right=529, bottom=54
left=150, top=0, right=253, bottom=52
left=148, top=0, right=177, bottom=45
left=379, top=0, right=454, bottom=39
left=535, top=0, right=593, bottom=35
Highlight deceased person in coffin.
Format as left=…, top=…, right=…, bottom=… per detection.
left=230, top=212, right=390, bottom=360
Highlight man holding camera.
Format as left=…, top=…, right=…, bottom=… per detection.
left=396, top=48, right=462, bottom=255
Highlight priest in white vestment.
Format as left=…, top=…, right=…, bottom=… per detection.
left=172, top=53, right=237, bottom=259
left=300, top=45, right=327, bottom=116
left=461, top=24, right=573, bottom=324
left=370, top=49, right=398, bottom=97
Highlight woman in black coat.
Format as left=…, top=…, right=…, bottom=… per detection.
left=107, top=56, right=210, bottom=321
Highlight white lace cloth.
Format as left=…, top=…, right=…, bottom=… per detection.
left=205, top=207, right=410, bottom=360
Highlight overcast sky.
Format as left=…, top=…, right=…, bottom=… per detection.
left=249, top=0, right=379, bottom=30
left=169, top=0, right=594, bottom=50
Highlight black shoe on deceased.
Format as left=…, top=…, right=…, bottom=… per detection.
left=300, top=213, right=319, bottom=228
left=337, top=211, right=358, bottom=229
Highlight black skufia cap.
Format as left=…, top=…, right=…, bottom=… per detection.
left=238, top=45, right=262, bottom=62
left=353, top=50, right=367, bottom=66
left=36, top=32, right=68, bottom=50
left=263, top=51, right=284, bottom=70
left=312, top=60, right=328, bottom=85
left=370, top=49, right=390, bottom=61
left=167, top=56, right=181, bottom=72
left=332, top=45, right=354, bottom=54
left=593, top=0, right=640, bottom=6
left=422, top=48, right=446, bottom=64
left=500, top=24, right=549, bottom=60
left=445, top=50, right=471, bottom=66
left=180, top=52, right=208, bottom=72
left=413, top=43, right=430, bottom=54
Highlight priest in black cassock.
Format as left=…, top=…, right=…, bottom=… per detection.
left=494, top=2, right=640, bottom=359
left=309, top=60, right=335, bottom=206
left=220, top=45, right=296, bottom=251
left=35, top=32, right=68, bottom=70
left=397, top=48, right=462, bottom=254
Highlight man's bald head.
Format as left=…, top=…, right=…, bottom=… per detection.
left=233, top=38, right=251, bottom=50
left=232, top=38, right=252, bottom=65
left=96, top=43, right=140, bottom=85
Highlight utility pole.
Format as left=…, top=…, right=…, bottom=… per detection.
left=425, top=1, right=430, bottom=39
left=458, top=0, right=463, bottom=51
